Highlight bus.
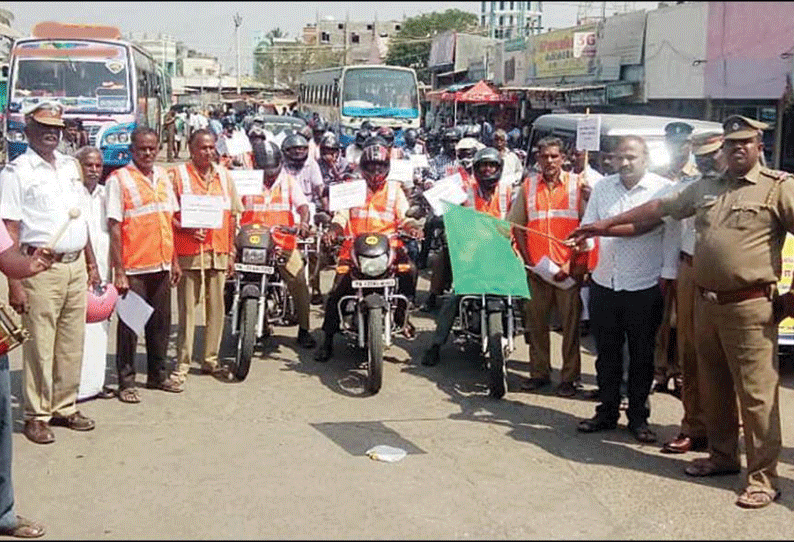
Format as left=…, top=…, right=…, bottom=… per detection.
left=298, top=64, right=420, bottom=147
left=5, top=21, right=170, bottom=172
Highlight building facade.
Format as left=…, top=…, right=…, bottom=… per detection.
left=480, top=1, right=543, bottom=39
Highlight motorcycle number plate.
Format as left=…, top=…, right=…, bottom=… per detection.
left=234, top=263, right=274, bottom=274
left=352, top=278, right=397, bottom=288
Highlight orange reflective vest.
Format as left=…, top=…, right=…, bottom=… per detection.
left=113, top=164, right=177, bottom=273
left=171, top=162, right=234, bottom=256
left=240, top=172, right=298, bottom=227
left=465, top=180, right=512, bottom=220
left=524, top=172, right=592, bottom=269
left=339, top=180, right=402, bottom=260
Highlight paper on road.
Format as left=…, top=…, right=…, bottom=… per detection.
left=423, top=173, right=468, bottom=215
left=366, top=445, right=407, bottom=463
left=328, top=179, right=367, bottom=211
left=528, top=255, right=576, bottom=290
left=115, top=290, right=154, bottom=336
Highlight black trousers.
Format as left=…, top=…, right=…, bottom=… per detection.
left=589, top=282, right=663, bottom=427
left=322, top=265, right=417, bottom=337
left=116, top=271, right=171, bottom=390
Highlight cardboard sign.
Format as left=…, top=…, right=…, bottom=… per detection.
left=576, top=115, right=601, bottom=151
left=228, top=170, right=263, bottom=196
left=423, top=173, right=468, bottom=216
left=180, top=194, right=224, bottom=229
left=387, top=159, right=414, bottom=182
left=328, top=179, right=367, bottom=212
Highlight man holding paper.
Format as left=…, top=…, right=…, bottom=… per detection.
left=507, top=136, right=595, bottom=398
left=240, top=140, right=316, bottom=349
left=164, top=129, right=243, bottom=392
left=106, top=127, right=181, bottom=404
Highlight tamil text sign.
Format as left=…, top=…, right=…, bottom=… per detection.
left=534, top=24, right=597, bottom=78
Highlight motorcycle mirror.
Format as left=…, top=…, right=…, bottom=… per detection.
left=314, top=212, right=331, bottom=226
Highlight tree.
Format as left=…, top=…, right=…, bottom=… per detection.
left=265, top=27, right=287, bottom=45
left=385, top=8, right=479, bottom=84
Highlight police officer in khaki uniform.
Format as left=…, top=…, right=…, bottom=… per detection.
left=652, top=122, right=700, bottom=397
left=569, top=115, right=788, bottom=509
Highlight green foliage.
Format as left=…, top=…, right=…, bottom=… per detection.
left=385, top=8, right=479, bottom=84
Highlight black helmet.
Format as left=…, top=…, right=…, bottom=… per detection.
left=360, top=143, right=391, bottom=188
left=360, top=120, right=375, bottom=132
left=319, top=132, right=340, bottom=151
left=355, top=128, right=371, bottom=148
left=222, top=117, right=236, bottom=130
left=472, top=147, right=503, bottom=188
left=376, top=126, right=395, bottom=147
left=252, top=140, right=283, bottom=182
left=312, top=119, right=327, bottom=135
left=404, top=128, right=417, bottom=148
left=247, top=124, right=267, bottom=142
left=442, top=126, right=463, bottom=142
left=364, top=135, right=388, bottom=149
left=281, top=133, right=309, bottom=168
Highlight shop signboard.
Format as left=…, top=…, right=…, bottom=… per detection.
left=534, top=24, right=597, bottom=79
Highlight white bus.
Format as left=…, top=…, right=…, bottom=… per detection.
left=299, top=64, right=420, bottom=147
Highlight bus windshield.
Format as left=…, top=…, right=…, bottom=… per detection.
left=342, top=68, right=418, bottom=119
left=10, top=42, right=131, bottom=114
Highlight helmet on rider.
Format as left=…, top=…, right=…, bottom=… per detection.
left=360, top=120, right=375, bottom=132
left=376, top=126, right=395, bottom=148
left=354, top=128, right=371, bottom=148
left=253, top=140, right=283, bottom=184
left=464, top=123, right=482, bottom=141
left=281, top=133, right=309, bottom=169
left=472, top=147, right=503, bottom=190
left=320, top=131, right=340, bottom=152
left=442, top=126, right=462, bottom=156
left=455, top=137, right=482, bottom=173
left=404, top=128, right=418, bottom=149
left=359, top=143, right=391, bottom=191
left=246, top=124, right=267, bottom=144
left=311, top=120, right=327, bottom=142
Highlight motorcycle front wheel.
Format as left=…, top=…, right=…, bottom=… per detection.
left=366, top=308, right=384, bottom=395
left=488, top=311, right=507, bottom=399
left=234, top=298, right=257, bottom=381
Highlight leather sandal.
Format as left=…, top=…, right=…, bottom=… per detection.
left=0, top=516, right=45, bottom=538
left=118, top=387, right=141, bottom=404
left=684, top=458, right=740, bottom=477
left=736, top=487, right=780, bottom=509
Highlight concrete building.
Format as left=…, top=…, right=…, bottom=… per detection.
left=128, top=32, right=180, bottom=77
left=313, top=16, right=401, bottom=65
left=480, top=1, right=543, bottom=39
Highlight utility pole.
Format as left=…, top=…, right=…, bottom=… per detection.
left=343, top=10, right=349, bottom=66
left=234, top=13, right=242, bottom=96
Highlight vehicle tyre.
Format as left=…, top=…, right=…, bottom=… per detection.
left=234, top=298, right=257, bottom=381
left=488, top=311, right=507, bottom=399
left=366, top=308, right=384, bottom=395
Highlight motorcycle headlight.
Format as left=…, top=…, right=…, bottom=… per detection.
left=242, top=248, right=267, bottom=264
left=359, top=253, right=389, bottom=277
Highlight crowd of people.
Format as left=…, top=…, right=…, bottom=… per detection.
left=0, top=98, right=789, bottom=538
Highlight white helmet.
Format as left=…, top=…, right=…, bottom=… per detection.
left=455, top=137, right=484, bottom=171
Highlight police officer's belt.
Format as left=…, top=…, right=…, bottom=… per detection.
left=22, top=245, right=80, bottom=264
left=698, top=283, right=774, bottom=304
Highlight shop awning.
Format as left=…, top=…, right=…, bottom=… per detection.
left=440, top=80, right=517, bottom=104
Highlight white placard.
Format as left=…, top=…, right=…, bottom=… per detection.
left=115, top=290, right=154, bottom=337
left=423, top=173, right=468, bottom=216
left=180, top=194, right=224, bottom=229
left=528, top=255, right=576, bottom=290
left=409, top=153, right=430, bottom=169
left=223, top=130, right=250, bottom=156
left=576, top=115, right=601, bottom=151
left=328, top=179, right=367, bottom=212
left=387, top=159, right=414, bottom=182
left=228, top=169, right=263, bottom=196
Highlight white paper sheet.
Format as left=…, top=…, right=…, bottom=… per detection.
left=228, top=170, right=263, bottom=196
left=423, top=173, right=468, bottom=215
left=179, top=194, right=224, bottom=229
left=387, top=159, right=414, bottom=182
left=528, top=256, right=576, bottom=290
left=576, top=115, right=601, bottom=151
left=328, top=179, right=367, bottom=211
left=409, top=153, right=430, bottom=169
left=115, top=290, right=154, bottom=336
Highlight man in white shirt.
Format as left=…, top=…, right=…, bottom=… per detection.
left=575, top=135, right=678, bottom=443
left=493, top=129, right=524, bottom=186
left=281, top=133, right=324, bottom=207
left=0, top=103, right=100, bottom=444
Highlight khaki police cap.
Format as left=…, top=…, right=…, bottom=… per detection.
left=722, top=115, right=768, bottom=140
left=692, top=131, right=724, bottom=156
left=23, top=101, right=65, bottom=128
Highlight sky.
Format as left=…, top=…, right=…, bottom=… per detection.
left=3, top=2, right=656, bottom=75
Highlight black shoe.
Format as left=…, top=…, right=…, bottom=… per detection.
left=651, top=379, right=669, bottom=394
left=310, top=293, right=324, bottom=306
left=628, top=422, right=657, bottom=443
left=297, top=328, right=317, bottom=349
left=314, top=337, right=333, bottom=362
left=420, top=293, right=437, bottom=313
left=421, top=344, right=441, bottom=366
left=520, top=377, right=551, bottom=391
left=577, top=415, right=618, bottom=433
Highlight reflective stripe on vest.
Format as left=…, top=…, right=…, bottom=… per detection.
left=349, top=181, right=398, bottom=226
left=465, top=181, right=511, bottom=220
left=523, top=171, right=581, bottom=267
left=173, top=163, right=234, bottom=256
left=240, top=173, right=294, bottom=226
left=526, top=172, right=579, bottom=221
left=178, top=163, right=232, bottom=209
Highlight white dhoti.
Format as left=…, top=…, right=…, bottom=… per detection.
left=78, top=319, right=109, bottom=400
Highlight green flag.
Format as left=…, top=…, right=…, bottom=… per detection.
left=442, top=203, right=530, bottom=298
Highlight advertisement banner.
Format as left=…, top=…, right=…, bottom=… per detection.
left=534, top=24, right=597, bottom=78
left=429, top=31, right=455, bottom=69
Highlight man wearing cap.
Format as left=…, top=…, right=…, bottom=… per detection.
left=661, top=131, right=725, bottom=455
left=652, top=122, right=701, bottom=398
left=569, top=115, right=789, bottom=509
left=0, top=102, right=101, bottom=444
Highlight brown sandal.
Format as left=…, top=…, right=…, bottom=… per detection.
left=736, top=487, right=780, bottom=509
left=684, top=458, right=740, bottom=477
left=0, top=516, right=45, bottom=538
left=118, top=387, right=141, bottom=404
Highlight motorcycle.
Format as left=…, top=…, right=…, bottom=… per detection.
left=335, top=231, right=415, bottom=394
left=226, top=223, right=299, bottom=380
left=451, top=293, right=525, bottom=398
